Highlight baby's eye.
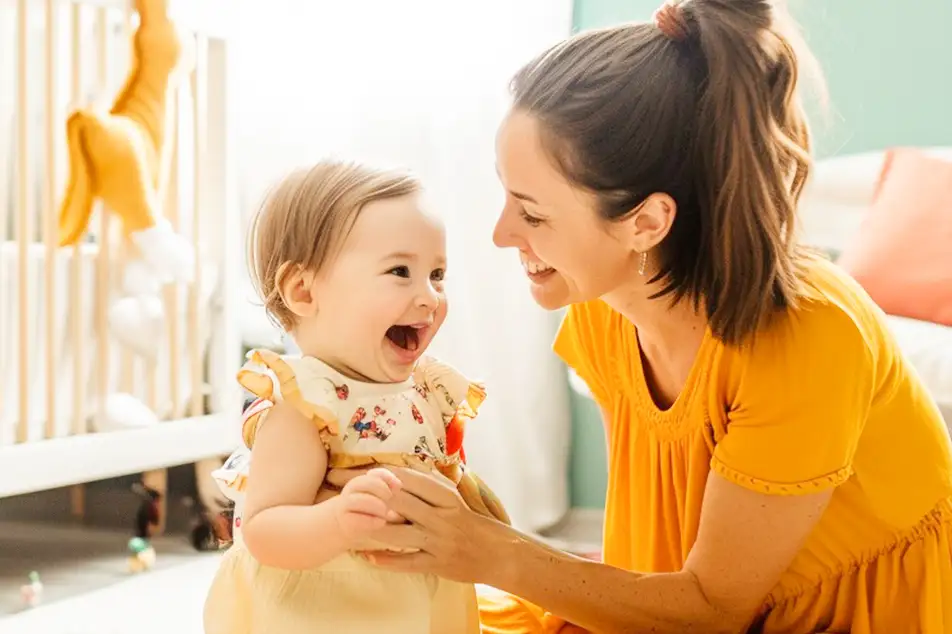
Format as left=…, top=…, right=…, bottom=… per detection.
left=388, top=265, right=411, bottom=278
left=430, top=268, right=445, bottom=282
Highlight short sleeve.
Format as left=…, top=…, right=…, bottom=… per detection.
left=235, top=349, right=340, bottom=449
left=711, top=303, right=876, bottom=495
left=413, top=357, right=486, bottom=425
left=413, top=356, right=486, bottom=462
left=552, top=301, right=615, bottom=407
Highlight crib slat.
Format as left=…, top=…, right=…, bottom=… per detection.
left=44, top=0, right=59, bottom=440
left=120, top=1, right=135, bottom=397
left=16, top=0, right=31, bottom=444
left=166, top=101, right=181, bottom=419
left=189, top=34, right=208, bottom=417
left=69, top=3, right=87, bottom=438
left=95, top=7, right=111, bottom=431
left=67, top=2, right=88, bottom=521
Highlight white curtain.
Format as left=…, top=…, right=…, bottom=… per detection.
left=234, top=0, right=575, bottom=531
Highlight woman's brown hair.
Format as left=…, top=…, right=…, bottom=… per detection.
left=510, top=0, right=822, bottom=345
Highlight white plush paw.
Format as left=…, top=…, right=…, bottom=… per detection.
left=108, top=295, right=166, bottom=357
left=131, top=219, right=196, bottom=285
left=97, top=393, right=160, bottom=432
left=122, top=259, right=163, bottom=296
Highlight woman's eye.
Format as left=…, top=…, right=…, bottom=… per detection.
left=430, top=268, right=445, bottom=282
left=388, top=265, right=411, bottom=278
left=520, top=209, right=543, bottom=227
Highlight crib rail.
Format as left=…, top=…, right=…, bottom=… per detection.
left=0, top=0, right=240, bottom=498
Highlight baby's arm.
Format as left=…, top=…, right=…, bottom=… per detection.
left=240, top=401, right=398, bottom=570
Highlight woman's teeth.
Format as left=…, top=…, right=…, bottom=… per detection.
left=519, top=253, right=553, bottom=275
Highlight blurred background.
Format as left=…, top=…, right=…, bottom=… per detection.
left=0, top=0, right=949, bottom=630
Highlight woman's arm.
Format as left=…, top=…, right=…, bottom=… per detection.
left=241, top=402, right=398, bottom=570
left=363, top=467, right=831, bottom=634
left=495, top=474, right=830, bottom=633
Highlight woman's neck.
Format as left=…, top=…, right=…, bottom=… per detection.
left=602, top=285, right=707, bottom=355
left=602, top=284, right=708, bottom=408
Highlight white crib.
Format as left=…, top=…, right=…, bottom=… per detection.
left=0, top=0, right=241, bottom=513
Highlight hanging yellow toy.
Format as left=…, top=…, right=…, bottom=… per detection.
left=58, top=0, right=194, bottom=285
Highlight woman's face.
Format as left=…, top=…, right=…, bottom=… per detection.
left=493, top=109, right=637, bottom=310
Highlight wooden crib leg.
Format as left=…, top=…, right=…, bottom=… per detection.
left=142, top=468, right=168, bottom=535
left=69, top=484, right=86, bottom=521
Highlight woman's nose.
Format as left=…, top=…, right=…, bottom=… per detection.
left=493, top=208, right=516, bottom=248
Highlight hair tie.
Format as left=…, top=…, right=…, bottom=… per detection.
left=653, top=1, right=689, bottom=42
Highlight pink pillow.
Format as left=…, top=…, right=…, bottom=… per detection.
left=837, top=148, right=952, bottom=326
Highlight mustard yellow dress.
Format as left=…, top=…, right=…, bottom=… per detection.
left=479, top=258, right=952, bottom=633
left=204, top=351, right=507, bottom=634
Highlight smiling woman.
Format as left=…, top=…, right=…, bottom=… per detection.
left=354, top=0, right=952, bottom=632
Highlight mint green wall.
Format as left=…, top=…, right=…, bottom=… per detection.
left=568, top=381, right=608, bottom=508
left=567, top=0, right=952, bottom=508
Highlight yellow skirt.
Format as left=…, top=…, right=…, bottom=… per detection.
left=204, top=545, right=479, bottom=634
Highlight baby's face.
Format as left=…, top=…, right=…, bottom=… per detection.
left=306, top=193, right=448, bottom=383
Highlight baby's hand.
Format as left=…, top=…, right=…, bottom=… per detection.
left=335, top=468, right=402, bottom=536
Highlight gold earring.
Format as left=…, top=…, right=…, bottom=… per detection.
left=638, top=251, right=647, bottom=276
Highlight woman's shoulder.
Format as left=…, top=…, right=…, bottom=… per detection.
left=558, top=299, right=627, bottom=341
left=552, top=300, right=634, bottom=405
left=720, top=255, right=888, bottom=386
left=553, top=299, right=629, bottom=364
left=761, top=255, right=885, bottom=352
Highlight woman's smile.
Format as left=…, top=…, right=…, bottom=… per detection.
left=519, top=250, right=555, bottom=282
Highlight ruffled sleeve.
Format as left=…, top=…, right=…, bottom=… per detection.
left=236, top=349, right=341, bottom=449
left=209, top=395, right=272, bottom=502
left=413, top=356, right=486, bottom=461
left=210, top=445, right=252, bottom=502
left=211, top=350, right=341, bottom=502
left=412, top=357, right=510, bottom=525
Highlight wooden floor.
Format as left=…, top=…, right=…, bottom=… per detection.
left=0, top=476, right=217, bottom=617
left=0, top=481, right=603, bottom=630
left=1, top=551, right=219, bottom=634
left=0, top=520, right=213, bottom=616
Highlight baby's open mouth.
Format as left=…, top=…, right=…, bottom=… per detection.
left=386, top=325, right=421, bottom=351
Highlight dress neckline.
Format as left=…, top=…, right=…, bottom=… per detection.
left=628, top=322, right=714, bottom=431
left=287, top=355, right=414, bottom=398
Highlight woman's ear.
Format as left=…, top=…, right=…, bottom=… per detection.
left=278, top=264, right=319, bottom=319
left=616, top=192, right=677, bottom=253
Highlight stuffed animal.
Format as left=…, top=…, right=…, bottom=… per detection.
left=132, top=482, right=163, bottom=539
left=59, top=0, right=193, bottom=276
left=127, top=537, right=156, bottom=573
left=127, top=483, right=162, bottom=573
left=19, top=571, right=43, bottom=608
left=59, top=0, right=195, bottom=363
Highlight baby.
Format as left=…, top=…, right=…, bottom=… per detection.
left=203, top=161, right=508, bottom=634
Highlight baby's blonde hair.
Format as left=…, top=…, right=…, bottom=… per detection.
left=248, top=160, right=421, bottom=331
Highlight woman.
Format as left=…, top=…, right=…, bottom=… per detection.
left=332, top=0, right=952, bottom=632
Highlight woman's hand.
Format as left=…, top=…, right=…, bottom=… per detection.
left=324, top=466, right=511, bottom=585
